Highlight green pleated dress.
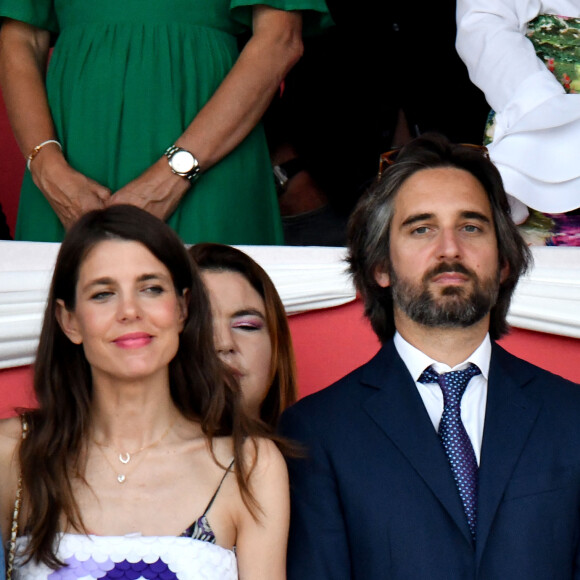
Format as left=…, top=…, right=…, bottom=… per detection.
left=2, top=0, right=329, bottom=244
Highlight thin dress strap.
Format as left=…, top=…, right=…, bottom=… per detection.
left=181, top=458, right=235, bottom=543
left=201, top=458, right=235, bottom=517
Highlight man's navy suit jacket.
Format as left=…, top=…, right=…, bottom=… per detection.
left=279, top=340, right=580, bottom=579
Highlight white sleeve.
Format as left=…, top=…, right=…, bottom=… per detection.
left=456, top=0, right=565, bottom=116
left=456, top=0, right=580, bottom=214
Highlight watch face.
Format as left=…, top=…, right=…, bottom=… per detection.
left=171, top=150, right=195, bottom=174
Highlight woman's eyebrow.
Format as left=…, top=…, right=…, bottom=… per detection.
left=233, top=308, right=266, bottom=318
left=136, top=272, right=170, bottom=282
left=81, top=272, right=170, bottom=292
left=80, top=277, right=115, bottom=292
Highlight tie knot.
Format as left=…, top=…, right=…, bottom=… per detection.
left=418, top=363, right=481, bottom=403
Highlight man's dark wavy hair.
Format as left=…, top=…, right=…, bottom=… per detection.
left=347, top=133, right=532, bottom=343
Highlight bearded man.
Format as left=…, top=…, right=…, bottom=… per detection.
left=280, top=134, right=580, bottom=580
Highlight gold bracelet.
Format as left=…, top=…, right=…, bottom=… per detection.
left=26, top=139, right=62, bottom=170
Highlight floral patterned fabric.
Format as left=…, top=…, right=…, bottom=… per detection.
left=485, top=14, right=580, bottom=246
left=527, top=14, right=580, bottom=94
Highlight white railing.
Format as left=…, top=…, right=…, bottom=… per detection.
left=0, top=243, right=578, bottom=369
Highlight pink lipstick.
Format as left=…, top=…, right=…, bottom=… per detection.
left=113, top=332, right=152, bottom=349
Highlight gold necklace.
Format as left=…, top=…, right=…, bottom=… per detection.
left=95, top=443, right=141, bottom=484
left=93, top=420, right=175, bottom=484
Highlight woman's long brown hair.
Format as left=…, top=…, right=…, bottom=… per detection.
left=19, top=206, right=270, bottom=568
left=189, top=243, right=298, bottom=428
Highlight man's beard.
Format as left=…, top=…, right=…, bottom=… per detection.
left=390, top=262, right=500, bottom=328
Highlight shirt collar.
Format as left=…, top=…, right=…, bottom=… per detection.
left=393, top=331, right=491, bottom=382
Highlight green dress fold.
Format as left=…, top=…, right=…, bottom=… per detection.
left=1, top=0, right=330, bottom=244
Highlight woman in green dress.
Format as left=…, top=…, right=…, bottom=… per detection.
left=0, top=0, right=328, bottom=244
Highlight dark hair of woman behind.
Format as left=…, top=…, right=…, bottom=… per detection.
left=189, top=243, right=297, bottom=428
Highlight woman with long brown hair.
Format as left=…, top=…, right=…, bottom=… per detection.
left=189, top=243, right=297, bottom=429
left=0, top=206, right=288, bottom=579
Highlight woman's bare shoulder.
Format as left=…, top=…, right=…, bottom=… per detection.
left=0, top=417, right=23, bottom=535
left=0, top=417, right=23, bottom=481
left=209, top=435, right=286, bottom=478
left=234, top=436, right=289, bottom=577
left=242, top=436, right=287, bottom=479
left=0, top=416, right=22, bottom=458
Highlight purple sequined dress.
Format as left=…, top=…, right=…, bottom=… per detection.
left=13, top=533, right=238, bottom=580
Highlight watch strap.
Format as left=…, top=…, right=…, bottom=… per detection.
left=273, top=157, right=305, bottom=194
left=278, top=158, right=304, bottom=182
left=164, top=145, right=180, bottom=159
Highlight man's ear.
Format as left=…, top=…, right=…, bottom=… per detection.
left=55, top=299, right=83, bottom=345
left=374, top=267, right=391, bottom=288
left=499, top=260, right=510, bottom=284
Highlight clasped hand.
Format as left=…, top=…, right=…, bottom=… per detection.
left=108, top=157, right=191, bottom=222
left=33, top=153, right=191, bottom=230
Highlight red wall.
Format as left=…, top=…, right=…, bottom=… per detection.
left=0, top=88, right=24, bottom=238
left=1, top=299, right=578, bottom=418
left=290, top=300, right=580, bottom=396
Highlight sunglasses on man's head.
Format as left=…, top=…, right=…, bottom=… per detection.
left=378, top=143, right=489, bottom=177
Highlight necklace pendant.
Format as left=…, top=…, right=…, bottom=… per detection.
left=117, top=474, right=126, bottom=484
left=119, top=452, right=131, bottom=464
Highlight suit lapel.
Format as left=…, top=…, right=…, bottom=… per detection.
left=475, top=345, right=543, bottom=564
left=361, top=342, right=474, bottom=545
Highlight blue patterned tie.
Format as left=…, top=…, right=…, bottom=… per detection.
left=418, top=363, right=481, bottom=539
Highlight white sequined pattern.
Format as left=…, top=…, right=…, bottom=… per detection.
left=13, top=533, right=237, bottom=580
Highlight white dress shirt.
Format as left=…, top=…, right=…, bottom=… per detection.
left=394, top=332, right=491, bottom=465
left=456, top=0, right=580, bottom=219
